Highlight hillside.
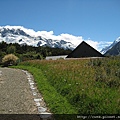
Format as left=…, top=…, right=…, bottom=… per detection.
left=104, top=41, right=120, bottom=56
left=0, top=42, right=72, bottom=62
left=101, top=37, right=120, bottom=54
left=13, top=57, right=120, bottom=115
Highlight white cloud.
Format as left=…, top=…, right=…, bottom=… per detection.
left=59, top=33, right=83, bottom=45
left=1, top=25, right=112, bottom=51
left=97, top=41, right=113, bottom=51
left=36, top=31, right=54, bottom=39
left=86, top=40, right=99, bottom=50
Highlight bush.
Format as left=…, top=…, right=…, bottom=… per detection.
left=2, top=54, right=19, bottom=67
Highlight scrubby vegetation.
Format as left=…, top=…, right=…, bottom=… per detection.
left=13, top=56, right=120, bottom=115
left=0, top=41, right=72, bottom=63
left=2, top=54, right=19, bottom=66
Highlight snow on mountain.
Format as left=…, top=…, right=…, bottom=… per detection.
left=0, top=26, right=75, bottom=50
left=100, top=37, right=120, bottom=54
left=0, top=25, right=115, bottom=52
left=104, top=41, right=120, bottom=56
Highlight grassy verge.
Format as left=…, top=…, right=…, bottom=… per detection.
left=12, top=56, right=120, bottom=114
left=12, top=65, right=76, bottom=114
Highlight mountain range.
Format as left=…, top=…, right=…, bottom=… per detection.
left=0, top=26, right=75, bottom=50
left=0, top=26, right=120, bottom=56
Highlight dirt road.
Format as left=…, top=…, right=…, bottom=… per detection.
left=0, top=67, right=53, bottom=119
left=0, top=67, right=39, bottom=114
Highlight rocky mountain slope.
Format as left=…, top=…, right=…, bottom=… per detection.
left=101, top=37, right=120, bottom=54
left=104, top=41, right=120, bottom=56
left=0, top=26, right=75, bottom=50
left=0, top=26, right=120, bottom=55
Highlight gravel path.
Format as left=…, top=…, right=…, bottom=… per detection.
left=0, top=67, right=38, bottom=114
left=0, top=67, right=52, bottom=119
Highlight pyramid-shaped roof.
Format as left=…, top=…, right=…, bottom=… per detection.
left=66, top=41, right=104, bottom=58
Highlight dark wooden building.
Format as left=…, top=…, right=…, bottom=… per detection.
left=66, top=41, right=104, bottom=58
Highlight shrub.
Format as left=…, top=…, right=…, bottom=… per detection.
left=2, top=54, right=19, bottom=67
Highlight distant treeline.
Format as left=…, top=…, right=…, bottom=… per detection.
left=0, top=41, right=72, bottom=62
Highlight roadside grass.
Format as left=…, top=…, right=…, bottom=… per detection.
left=12, top=65, right=76, bottom=114
left=12, top=56, right=120, bottom=114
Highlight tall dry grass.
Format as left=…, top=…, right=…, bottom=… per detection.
left=18, top=57, right=120, bottom=114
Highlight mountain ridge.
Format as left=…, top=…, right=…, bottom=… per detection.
left=0, top=26, right=75, bottom=50
left=100, top=37, right=120, bottom=54
left=104, top=41, right=120, bottom=56
left=0, top=25, right=120, bottom=54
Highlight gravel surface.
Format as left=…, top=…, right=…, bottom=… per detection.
left=0, top=67, right=38, bottom=114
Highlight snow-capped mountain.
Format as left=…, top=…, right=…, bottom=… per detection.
left=0, top=26, right=75, bottom=50
left=104, top=41, right=120, bottom=56
left=100, top=37, right=120, bottom=54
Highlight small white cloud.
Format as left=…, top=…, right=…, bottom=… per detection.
left=36, top=31, right=54, bottom=38
left=85, top=40, right=99, bottom=50
left=59, top=33, right=83, bottom=46
left=97, top=41, right=113, bottom=51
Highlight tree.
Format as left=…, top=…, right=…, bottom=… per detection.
left=7, top=45, right=16, bottom=54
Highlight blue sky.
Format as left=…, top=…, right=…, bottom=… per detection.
left=0, top=0, right=120, bottom=50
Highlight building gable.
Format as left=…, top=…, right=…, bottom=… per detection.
left=66, top=41, right=104, bottom=58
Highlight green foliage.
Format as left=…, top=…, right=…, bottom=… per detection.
left=0, top=42, right=72, bottom=63
left=88, top=57, right=120, bottom=88
left=7, top=45, right=16, bottom=54
left=13, top=65, right=76, bottom=114
left=13, top=56, right=120, bottom=114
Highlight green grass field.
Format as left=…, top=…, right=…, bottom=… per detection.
left=13, top=57, right=120, bottom=114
